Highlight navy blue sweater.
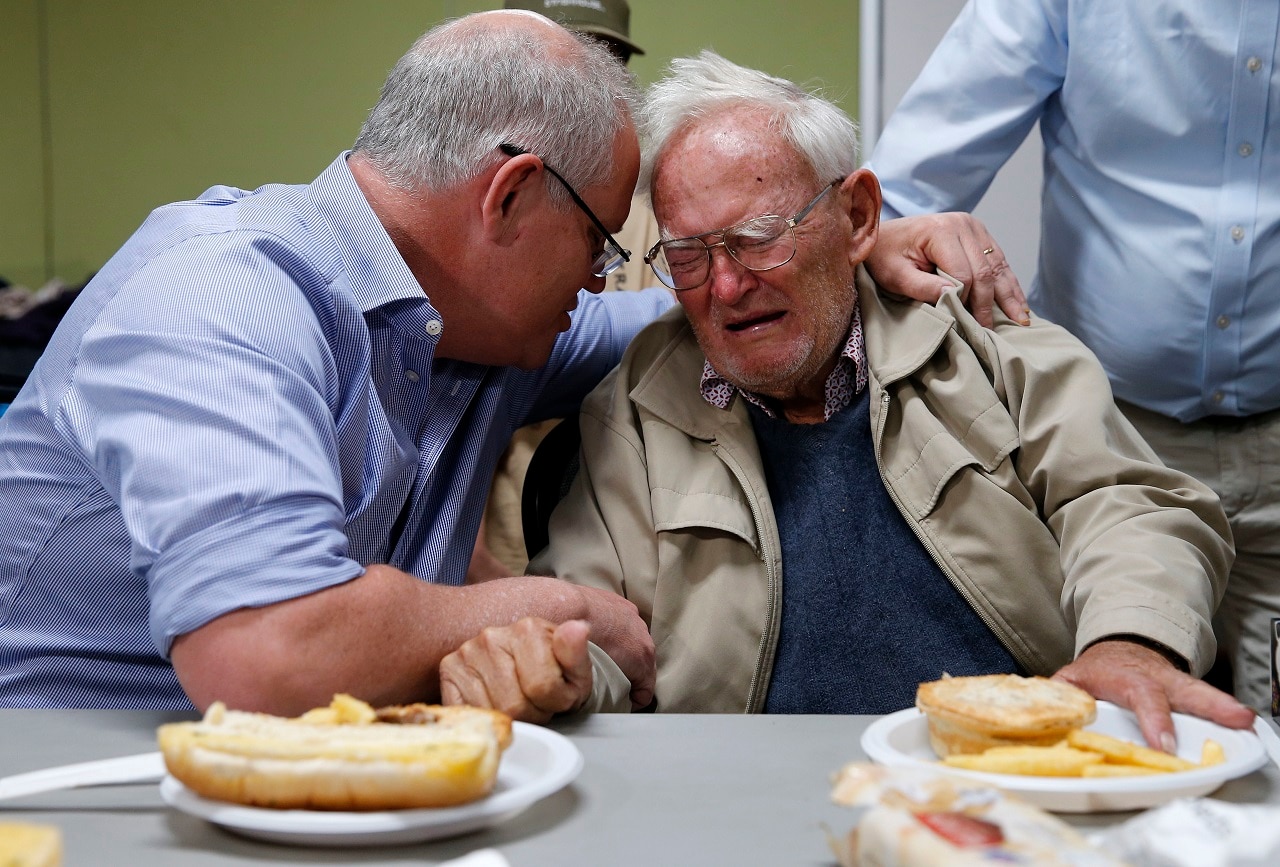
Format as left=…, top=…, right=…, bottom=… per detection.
left=750, top=390, right=1019, bottom=714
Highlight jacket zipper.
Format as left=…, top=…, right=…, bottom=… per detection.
left=872, top=390, right=1034, bottom=673
left=712, top=440, right=778, bottom=713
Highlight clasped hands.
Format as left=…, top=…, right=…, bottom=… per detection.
left=440, top=584, right=654, bottom=725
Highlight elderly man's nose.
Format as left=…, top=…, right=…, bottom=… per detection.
left=708, top=247, right=753, bottom=304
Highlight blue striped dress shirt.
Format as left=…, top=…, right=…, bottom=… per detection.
left=0, top=153, right=672, bottom=708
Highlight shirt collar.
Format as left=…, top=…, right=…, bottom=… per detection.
left=308, top=152, right=433, bottom=316
left=699, top=301, right=868, bottom=421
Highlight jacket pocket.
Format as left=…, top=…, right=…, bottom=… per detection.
left=884, top=398, right=1021, bottom=521
left=651, top=488, right=760, bottom=553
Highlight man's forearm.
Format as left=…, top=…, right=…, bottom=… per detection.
left=171, top=565, right=593, bottom=714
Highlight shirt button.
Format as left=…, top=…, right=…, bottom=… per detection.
left=425, top=319, right=443, bottom=337
left=1238, top=142, right=1254, bottom=158
left=405, top=369, right=420, bottom=383
left=1217, top=314, right=1231, bottom=329
left=1231, top=225, right=1246, bottom=242
left=1212, top=391, right=1225, bottom=405
left=1247, top=56, right=1263, bottom=73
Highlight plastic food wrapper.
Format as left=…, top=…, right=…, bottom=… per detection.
left=1089, top=797, right=1280, bottom=867
left=827, top=762, right=1127, bottom=866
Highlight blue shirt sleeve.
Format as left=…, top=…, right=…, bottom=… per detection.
left=57, top=235, right=364, bottom=655
left=868, top=0, right=1068, bottom=219
left=523, top=286, right=675, bottom=423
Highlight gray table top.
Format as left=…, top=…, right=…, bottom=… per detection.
left=1, top=710, right=1278, bottom=866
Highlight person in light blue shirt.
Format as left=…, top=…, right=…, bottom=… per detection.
left=0, top=9, right=1029, bottom=718
left=867, top=0, right=1280, bottom=709
left=0, top=10, right=672, bottom=716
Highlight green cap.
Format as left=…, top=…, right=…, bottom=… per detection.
left=504, top=0, right=645, bottom=56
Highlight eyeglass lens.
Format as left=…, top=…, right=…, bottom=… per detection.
left=647, top=180, right=840, bottom=291
left=653, top=215, right=795, bottom=290
left=592, top=246, right=628, bottom=278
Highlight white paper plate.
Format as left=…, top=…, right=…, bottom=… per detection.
left=860, top=701, right=1267, bottom=813
left=160, top=721, right=582, bottom=846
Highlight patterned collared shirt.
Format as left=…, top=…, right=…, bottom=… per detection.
left=699, top=303, right=868, bottom=420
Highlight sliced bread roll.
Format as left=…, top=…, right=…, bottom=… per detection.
left=157, top=695, right=512, bottom=810
left=916, top=674, right=1096, bottom=757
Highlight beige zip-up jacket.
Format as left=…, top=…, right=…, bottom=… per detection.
left=531, top=271, right=1232, bottom=713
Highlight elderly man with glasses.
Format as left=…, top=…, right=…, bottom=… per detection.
left=442, top=51, right=1257, bottom=751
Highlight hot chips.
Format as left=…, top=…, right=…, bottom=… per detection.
left=1066, top=729, right=1197, bottom=772
left=936, top=728, right=1222, bottom=778
left=1201, top=739, right=1226, bottom=766
left=943, top=745, right=1104, bottom=777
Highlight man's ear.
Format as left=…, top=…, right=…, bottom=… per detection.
left=481, top=153, right=544, bottom=245
left=841, top=169, right=882, bottom=265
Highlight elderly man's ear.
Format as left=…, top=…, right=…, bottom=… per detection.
left=841, top=169, right=882, bottom=265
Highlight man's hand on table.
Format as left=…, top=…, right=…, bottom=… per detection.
left=868, top=213, right=1030, bottom=328
left=1052, top=638, right=1256, bottom=754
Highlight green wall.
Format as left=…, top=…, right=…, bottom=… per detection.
left=2, top=0, right=47, bottom=287
left=3, top=0, right=858, bottom=289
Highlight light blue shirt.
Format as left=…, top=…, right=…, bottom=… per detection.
left=869, top=0, right=1280, bottom=422
left=0, top=154, right=672, bottom=708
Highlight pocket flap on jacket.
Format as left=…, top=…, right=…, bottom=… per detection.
left=651, top=488, right=760, bottom=552
left=887, top=404, right=1019, bottom=520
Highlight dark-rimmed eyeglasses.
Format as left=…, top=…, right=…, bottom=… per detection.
left=643, top=178, right=844, bottom=291
left=499, top=143, right=631, bottom=278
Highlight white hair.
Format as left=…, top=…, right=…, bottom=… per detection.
left=637, top=50, right=859, bottom=197
left=353, top=14, right=638, bottom=208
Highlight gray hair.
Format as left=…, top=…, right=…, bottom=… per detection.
left=637, top=50, right=859, bottom=197
left=353, top=14, right=638, bottom=208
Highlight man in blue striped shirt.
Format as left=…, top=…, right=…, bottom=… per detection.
left=0, top=10, right=1025, bottom=718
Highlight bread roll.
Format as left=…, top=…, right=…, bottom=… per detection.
left=0, top=822, right=62, bottom=867
left=916, top=674, right=1096, bottom=757
left=157, top=695, right=512, bottom=810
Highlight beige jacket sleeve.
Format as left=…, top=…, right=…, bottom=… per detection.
left=929, top=290, right=1232, bottom=674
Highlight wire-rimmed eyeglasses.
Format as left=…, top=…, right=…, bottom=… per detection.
left=644, top=178, right=844, bottom=291
left=499, top=143, right=631, bottom=278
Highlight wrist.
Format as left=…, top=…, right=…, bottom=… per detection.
left=1089, top=634, right=1189, bottom=673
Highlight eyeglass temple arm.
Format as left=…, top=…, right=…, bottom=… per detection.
left=498, top=143, right=631, bottom=263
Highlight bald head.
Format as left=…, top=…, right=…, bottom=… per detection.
left=445, top=8, right=573, bottom=44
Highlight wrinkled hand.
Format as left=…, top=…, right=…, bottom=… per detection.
left=440, top=617, right=592, bottom=724
left=574, top=585, right=656, bottom=710
left=867, top=213, right=1029, bottom=329
left=1052, top=639, right=1255, bottom=753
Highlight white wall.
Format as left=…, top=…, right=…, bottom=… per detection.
left=861, top=0, right=1043, bottom=287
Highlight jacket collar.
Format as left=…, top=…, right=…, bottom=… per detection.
left=855, top=266, right=955, bottom=389
left=631, top=266, right=956, bottom=438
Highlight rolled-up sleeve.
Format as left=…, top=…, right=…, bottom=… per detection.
left=58, top=237, right=365, bottom=656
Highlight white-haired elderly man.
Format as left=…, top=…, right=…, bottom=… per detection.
left=443, top=51, right=1256, bottom=752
